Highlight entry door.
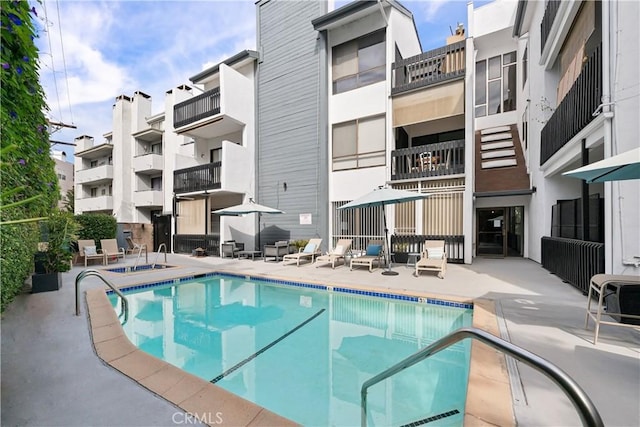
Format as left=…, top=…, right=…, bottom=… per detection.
left=153, top=214, right=172, bottom=253
left=477, top=207, right=524, bottom=257
left=477, top=208, right=505, bottom=257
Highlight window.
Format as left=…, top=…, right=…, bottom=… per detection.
left=522, top=106, right=528, bottom=149
left=57, top=173, right=66, bottom=180
left=90, top=188, right=97, bottom=197
left=108, top=185, right=112, bottom=196
left=332, top=115, right=385, bottom=170
left=332, top=30, right=385, bottom=94
left=90, top=160, right=98, bottom=168
left=210, top=148, right=221, bottom=163
left=151, top=143, right=162, bottom=155
left=101, top=189, right=106, bottom=196
left=108, top=155, right=113, bottom=165
left=475, top=51, right=517, bottom=116
left=151, top=176, right=162, bottom=191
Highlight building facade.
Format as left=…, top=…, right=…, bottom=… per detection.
left=75, top=0, right=639, bottom=286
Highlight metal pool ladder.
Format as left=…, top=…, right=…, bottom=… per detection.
left=360, top=327, right=604, bottom=427
left=132, top=244, right=148, bottom=270
left=75, top=269, right=129, bottom=325
left=151, top=243, right=167, bottom=269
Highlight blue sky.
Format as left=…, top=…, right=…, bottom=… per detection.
left=35, top=0, right=492, bottom=159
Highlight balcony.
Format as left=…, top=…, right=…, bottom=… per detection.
left=76, top=164, right=113, bottom=185
left=391, top=41, right=465, bottom=96
left=76, top=195, right=113, bottom=212
left=174, top=87, right=220, bottom=128
left=173, top=65, right=253, bottom=139
left=173, top=140, right=250, bottom=195
left=540, top=0, right=561, bottom=54
left=540, top=44, right=602, bottom=166
left=174, top=162, right=221, bottom=194
left=134, top=189, right=163, bottom=207
left=133, top=153, right=163, bottom=174
left=391, top=139, right=465, bottom=181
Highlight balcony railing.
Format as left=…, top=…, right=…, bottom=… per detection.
left=173, top=162, right=221, bottom=194
left=174, top=87, right=220, bottom=128
left=541, top=236, right=604, bottom=294
left=540, top=0, right=561, bottom=54
left=391, top=40, right=465, bottom=95
left=540, top=44, right=602, bottom=166
left=391, top=139, right=465, bottom=180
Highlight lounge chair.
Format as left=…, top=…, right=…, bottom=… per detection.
left=282, top=238, right=322, bottom=266
left=126, top=236, right=146, bottom=255
left=415, top=240, right=447, bottom=279
left=78, top=239, right=106, bottom=267
left=100, top=239, right=125, bottom=263
left=315, top=239, right=352, bottom=269
left=350, top=239, right=384, bottom=272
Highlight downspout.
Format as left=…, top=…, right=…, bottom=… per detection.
left=602, top=0, right=613, bottom=273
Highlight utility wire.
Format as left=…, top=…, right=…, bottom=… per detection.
left=55, top=0, right=74, bottom=126
left=42, top=0, right=63, bottom=126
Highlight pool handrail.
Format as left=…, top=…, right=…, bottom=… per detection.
left=75, top=269, right=129, bottom=325
left=151, top=243, right=167, bottom=269
left=360, top=326, right=603, bottom=427
left=132, top=243, right=148, bottom=270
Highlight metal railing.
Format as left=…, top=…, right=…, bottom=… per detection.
left=75, top=269, right=128, bottom=325
left=361, top=327, right=603, bottom=427
left=173, top=234, right=220, bottom=256
left=173, top=87, right=220, bottom=128
left=540, top=44, right=602, bottom=165
left=391, top=235, right=465, bottom=264
left=392, top=40, right=465, bottom=95
left=173, top=162, right=222, bottom=194
left=541, top=236, right=604, bottom=294
left=152, top=243, right=167, bottom=269
left=391, top=139, right=465, bottom=180
left=132, top=244, right=148, bottom=270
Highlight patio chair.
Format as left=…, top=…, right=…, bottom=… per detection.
left=125, top=236, right=146, bottom=255
left=264, top=241, right=291, bottom=262
left=77, top=239, right=106, bottom=267
left=415, top=240, right=447, bottom=279
left=315, top=239, right=352, bottom=269
left=350, top=239, right=384, bottom=272
left=282, top=238, right=322, bottom=266
left=221, top=240, right=244, bottom=258
left=100, top=239, right=125, bottom=263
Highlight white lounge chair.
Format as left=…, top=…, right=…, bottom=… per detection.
left=315, top=239, right=352, bottom=269
left=282, top=238, right=322, bottom=266
left=78, top=239, right=106, bottom=267
left=415, top=240, right=447, bottom=279
left=350, top=239, right=384, bottom=272
left=101, top=239, right=125, bottom=263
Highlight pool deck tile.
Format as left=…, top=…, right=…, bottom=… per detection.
left=109, top=350, right=168, bottom=381
left=247, top=409, right=299, bottom=426
left=464, top=371, right=516, bottom=426
left=93, top=335, right=137, bottom=363
left=138, top=364, right=189, bottom=395
left=91, top=322, right=125, bottom=343
left=162, top=373, right=210, bottom=405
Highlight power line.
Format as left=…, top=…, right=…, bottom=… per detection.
left=55, top=0, right=74, bottom=126
left=41, top=1, right=63, bottom=123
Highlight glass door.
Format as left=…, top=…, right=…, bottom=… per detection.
left=477, top=208, right=505, bottom=257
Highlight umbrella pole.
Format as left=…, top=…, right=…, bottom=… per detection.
left=257, top=213, right=261, bottom=252
left=381, top=204, right=399, bottom=276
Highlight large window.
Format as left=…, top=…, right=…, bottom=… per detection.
left=475, top=51, right=517, bottom=116
left=332, top=115, right=385, bottom=171
left=332, top=30, right=385, bottom=94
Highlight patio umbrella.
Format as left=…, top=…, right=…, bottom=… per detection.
left=562, top=147, right=640, bottom=183
left=338, top=186, right=430, bottom=275
left=212, top=198, right=284, bottom=250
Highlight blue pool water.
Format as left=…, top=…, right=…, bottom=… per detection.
left=105, top=264, right=175, bottom=273
left=111, top=275, right=473, bottom=426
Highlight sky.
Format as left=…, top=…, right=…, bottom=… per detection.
left=35, top=0, right=493, bottom=160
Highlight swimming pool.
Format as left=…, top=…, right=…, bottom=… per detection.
left=111, top=274, right=473, bottom=426
left=105, top=264, right=176, bottom=273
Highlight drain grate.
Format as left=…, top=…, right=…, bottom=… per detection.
left=399, top=409, right=460, bottom=426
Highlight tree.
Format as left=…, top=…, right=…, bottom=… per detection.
left=62, top=188, right=74, bottom=213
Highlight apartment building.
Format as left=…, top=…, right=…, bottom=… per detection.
left=52, top=150, right=74, bottom=208
left=75, top=0, right=639, bottom=286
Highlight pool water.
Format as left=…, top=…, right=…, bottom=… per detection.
left=105, top=264, right=175, bottom=273
left=112, top=275, right=472, bottom=426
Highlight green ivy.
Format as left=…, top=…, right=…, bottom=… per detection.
left=1, top=1, right=59, bottom=311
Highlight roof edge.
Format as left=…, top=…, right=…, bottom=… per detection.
left=189, top=50, right=260, bottom=83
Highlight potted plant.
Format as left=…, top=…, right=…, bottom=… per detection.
left=32, top=211, right=80, bottom=293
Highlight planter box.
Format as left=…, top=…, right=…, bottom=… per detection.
left=32, top=272, right=62, bottom=293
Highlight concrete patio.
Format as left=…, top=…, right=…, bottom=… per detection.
left=2, top=253, right=638, bottom=426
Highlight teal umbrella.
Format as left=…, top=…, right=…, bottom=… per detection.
left=563, top=147, right=640, bottom=183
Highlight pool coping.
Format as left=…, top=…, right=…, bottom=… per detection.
left=86, top=269, right=514, bottom=427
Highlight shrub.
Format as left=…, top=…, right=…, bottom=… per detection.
left=75, top=214, right=117, bottom=248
